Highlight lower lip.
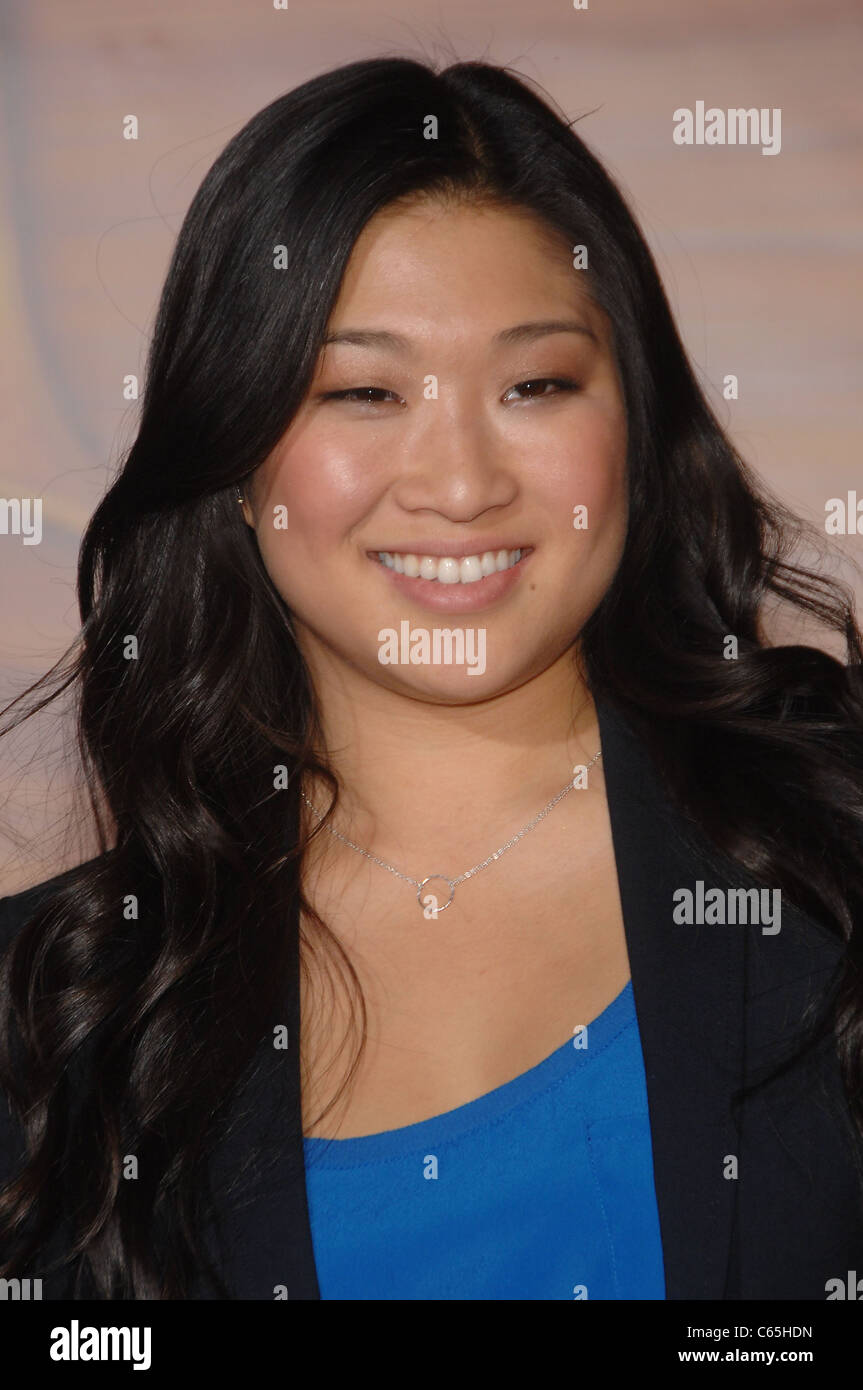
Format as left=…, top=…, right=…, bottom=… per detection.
left=370, top=550, right=533, bottom=612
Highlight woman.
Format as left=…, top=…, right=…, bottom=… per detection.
left=1, top=55, right=862, bottom=1302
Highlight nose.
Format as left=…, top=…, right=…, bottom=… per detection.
left=388, top=387, right=518, bottom=521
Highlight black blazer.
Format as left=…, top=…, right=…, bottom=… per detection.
left=2, top=694, right=863, bottom=1299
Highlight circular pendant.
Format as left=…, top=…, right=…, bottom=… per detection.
left=417, top=875, right=456, bottom=914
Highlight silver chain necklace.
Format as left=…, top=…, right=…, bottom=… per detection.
left=300, top=748, right=602, bottom=915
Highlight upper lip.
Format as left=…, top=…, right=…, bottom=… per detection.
left=368, top=540, right=533, bottom=558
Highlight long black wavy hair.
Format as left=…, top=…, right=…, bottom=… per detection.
left=2, top=54, right=863, bottom=1299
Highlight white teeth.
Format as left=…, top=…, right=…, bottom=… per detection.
left=377, top=549, right=524, bottom=584
left=458, top=555, right=483, bottom=584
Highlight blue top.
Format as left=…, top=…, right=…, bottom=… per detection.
left=302, top=980, right=665, bottom=1299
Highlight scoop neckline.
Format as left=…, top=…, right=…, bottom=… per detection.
left=302, top=978, right=635, bottom=1165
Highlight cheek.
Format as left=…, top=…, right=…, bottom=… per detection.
left=531, top=401, right=628, bottom=525
left=254, top=436, right=380, bottom=567
left=575, top=418, right=628, bottom=572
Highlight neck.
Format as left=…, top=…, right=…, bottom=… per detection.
left=299, top=645, right=601, bottom=870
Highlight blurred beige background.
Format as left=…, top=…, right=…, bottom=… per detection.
left=1, top=0, right=861, bottom=891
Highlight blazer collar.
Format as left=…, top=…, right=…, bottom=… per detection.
left=206, top=690, right=845, bottom=1300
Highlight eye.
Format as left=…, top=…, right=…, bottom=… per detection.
left=319, top=378, right=581, bottom=408
left=320, top=387, right=403, bottom=406
left=503, top=377, right=581, bottom=402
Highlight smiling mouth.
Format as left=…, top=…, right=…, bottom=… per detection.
left=371, top=548, right=531, bottom=585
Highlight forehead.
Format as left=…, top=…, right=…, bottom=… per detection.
left=327, top=198, right=605, bottom=341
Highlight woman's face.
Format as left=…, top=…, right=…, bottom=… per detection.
left=242, top=199, right=628, bottom=701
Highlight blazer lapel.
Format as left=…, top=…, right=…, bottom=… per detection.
left=201, top=905, right=321, bottom=1300
left=595, top=693, right=746, bottom=1299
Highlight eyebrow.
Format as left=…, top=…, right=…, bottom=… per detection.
left=321, top=318, right=600, bottom=353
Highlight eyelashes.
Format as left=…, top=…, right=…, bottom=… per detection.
left=503, top=377, right=582, bottom=402
left=319, top=377, right=583, bottom=408
left=320, top=387, right=402, bottom=406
